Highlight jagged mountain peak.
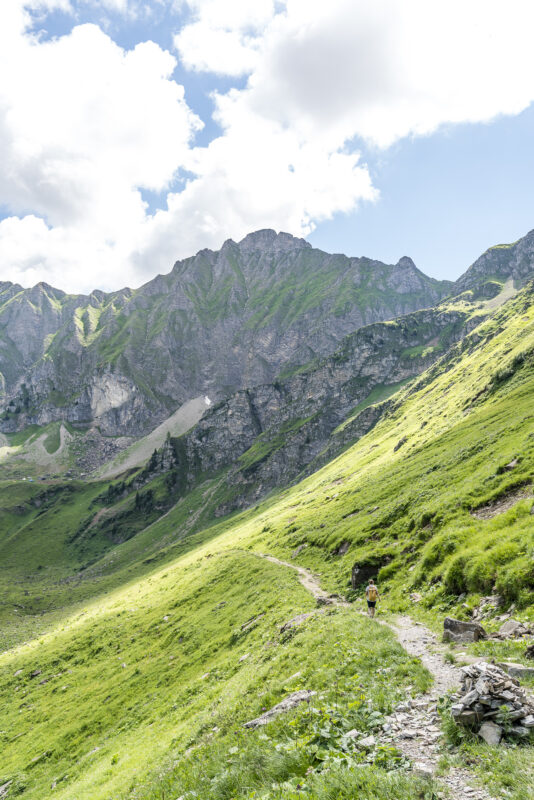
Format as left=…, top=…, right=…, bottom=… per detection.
left=396, top=256, right=417, bottom=270
left=236, top=228, right=312, bottom=253
left=30, top=281, right=67, bottom=298
left=0, top=280, right=23, bottom=295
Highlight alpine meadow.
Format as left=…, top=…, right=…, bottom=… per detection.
left=1, top=228, right=533, bottom=800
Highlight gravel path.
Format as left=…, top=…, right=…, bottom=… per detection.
left=384, top=616, right=497, bottom=800
left=255, top=552, right=499, bottom=800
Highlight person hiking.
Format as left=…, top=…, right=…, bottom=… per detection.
left=365, top=579, right=379, bottom=617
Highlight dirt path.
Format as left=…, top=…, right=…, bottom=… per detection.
left=258, top=554, right=348, bottom=604
left=254, top=552, right=498, bottom=800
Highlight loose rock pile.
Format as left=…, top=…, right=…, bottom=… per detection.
left=451, top=662, right=534, bottom=744
left=382, top=696, right=442, bottom=751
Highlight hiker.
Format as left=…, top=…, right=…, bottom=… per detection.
left=365, top=579, right=379, bottom=617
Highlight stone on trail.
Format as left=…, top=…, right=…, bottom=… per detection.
left=498, top=661, right=534, bottom=680
left=358, top=735, right=376, bottom=748
left=498, top=619, right=529, bottom=638
left=413, top=762, right=433, bottom=778
left=478, top=721, right=503, bottom=746
left=443, top=617, right=487, bottom=643
left=244, top=690, right=316, bottom=728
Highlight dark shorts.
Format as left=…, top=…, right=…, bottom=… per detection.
left=367, top=600, right=376, bottom=608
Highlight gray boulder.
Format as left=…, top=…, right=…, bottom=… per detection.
left=244, top=690, right=316, bottom=728
left=498, top=661, right=534, bottom=680
left=443, top=617, right=487, bottom=643
left=478, top=721, right=503, bottom=746
left=280, top=612, right=316, bottom=633
left=498, top=619, right=529, bottom=638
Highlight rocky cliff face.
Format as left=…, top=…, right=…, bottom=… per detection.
left=0, top=231, right=451, bottom=436
left=158, top=305, right=472, bottom=513
left=454, top=228, right=534, bottom=295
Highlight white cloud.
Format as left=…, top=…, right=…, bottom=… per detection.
left=136, top=122, right=375, bottom=274
left=2, top=1, right=534, bottom=293
left=174, top=0, right=275, bottom=76
left=175, top=24, right=261, bottom=76
left=179, top=0, right=534, bottom=148
left=0, top=3, right=202, bottom=291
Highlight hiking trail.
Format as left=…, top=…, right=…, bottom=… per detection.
left=255, top=551, right=498, bottom=800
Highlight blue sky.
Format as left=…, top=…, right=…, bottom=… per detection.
left=1, top=1, right=534, bottom=292
left=310, top=107, right=534, bottom=280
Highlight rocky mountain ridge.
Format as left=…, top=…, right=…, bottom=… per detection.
left=455, top=228, right=534, bottom=295
left=0, top=230, right=451, bottom=437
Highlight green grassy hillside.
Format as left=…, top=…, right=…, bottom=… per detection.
left=1, top=284, right=534, bottom=799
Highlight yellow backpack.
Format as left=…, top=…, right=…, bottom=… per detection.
left=367, top=585, right=378, bottom=602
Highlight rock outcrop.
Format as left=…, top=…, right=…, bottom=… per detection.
left=165, top=305, right=470, bottom=513
left=454, top=227, right=534, bottom=295
left=244, top=690, right=316, bottom=728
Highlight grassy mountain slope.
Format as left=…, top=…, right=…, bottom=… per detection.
left=1, top=284, right=534, bottom=799
left=0, top=551, right=432, bottom=800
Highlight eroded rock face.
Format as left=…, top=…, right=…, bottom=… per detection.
left=164, top=305, right=470, bottom=514
left=454, top=227, right=534, bottom=294
left=0, top=231, right=452, bottom=436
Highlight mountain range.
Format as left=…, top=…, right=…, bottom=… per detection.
left=0, top=229, right=451, bottom=438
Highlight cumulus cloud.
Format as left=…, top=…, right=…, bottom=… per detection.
left=174, top=0, right=275, bottom=75
left=0, top=2, right=202, bottom=291
left=180, top=0, right=534, bottom=147
left=1, top=0, right=534, bottom=292
left=136, top=124, right=375, bottom=274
